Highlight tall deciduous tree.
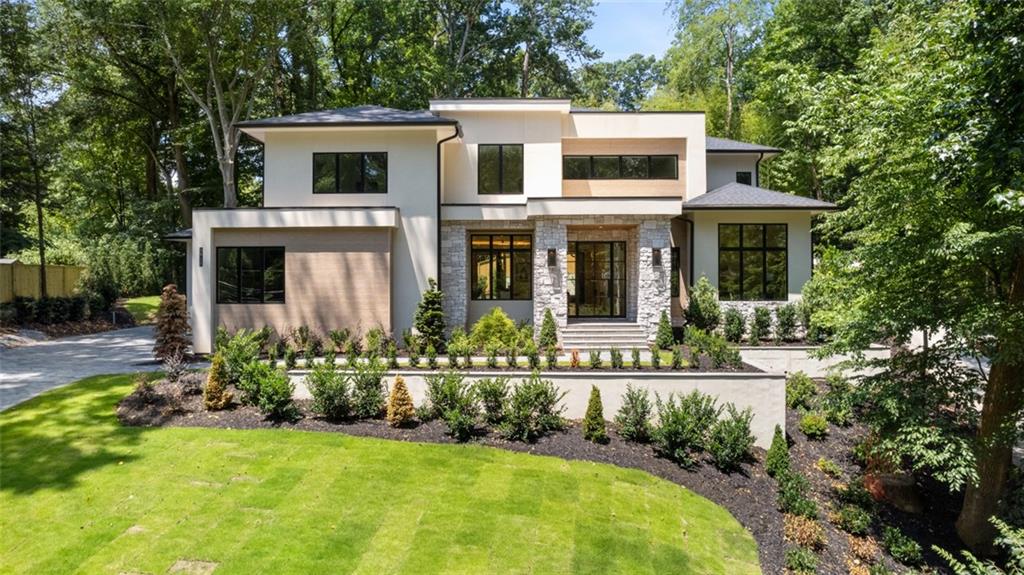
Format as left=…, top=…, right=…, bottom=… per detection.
left=577, top=54, right=665, bottom=111
left=510, top=0, right=599, bottom=98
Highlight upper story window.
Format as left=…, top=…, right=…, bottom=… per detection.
left=736, top=171, right=752, bottom=185
left=217, top=247, right=285, bottom=304
left=562, top=155, right=678, bottom=180
left=313, top=152, right=387, bottom=194
left=478, top=144, right=524, bottom=194
left=718, top=224, right=787, bottom=301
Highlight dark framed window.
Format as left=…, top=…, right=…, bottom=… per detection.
left=217, top=247, right=285, bottom=304
left=736, top=171, right=752, bottom=185
left=718, top=224, right=787, bottom=301
left=312, top=152, right=387, bottom=194
left=671, top=247, right=680, bottom=297
left=478, top=144, right=524, bottom=194
left=470, top=234, right=532, bottom=300
left=561, top=155, right=678, bottom=180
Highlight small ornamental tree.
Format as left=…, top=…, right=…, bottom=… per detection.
left=765, top=424, right=790, bottom=477
left=684, top=276, right=721, bottom=331
left=539, top=308, right=558, bottom=349
left=414, top=278, right=446, bottom=352
left=582, top=385, right=608, bottom=443
left=386, top=376, right=416, bottom=427
left=203, top=353, right=233, bottom=410
left=153, top=284, right=189, bottom=360
left=655, top=310, right=674, bottom=349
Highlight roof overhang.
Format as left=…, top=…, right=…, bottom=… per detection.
left=192, top=207, right=399, bottom=229
left=429, top=99, right=571, bottom=114
left=164, top=228, right=192, bottom=242
left=239, top=123, right=458, bottom=143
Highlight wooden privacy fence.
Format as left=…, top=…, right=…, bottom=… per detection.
left=0, top=260, right=85, bottom=302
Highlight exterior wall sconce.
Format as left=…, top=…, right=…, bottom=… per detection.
left=199, top=247, right=203, bottom=267
left=547, top=249, right=557, bottom=267
left=652, top=248, right=663, bottom=267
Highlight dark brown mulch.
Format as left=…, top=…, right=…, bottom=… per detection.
left=786, top=381, right=964, bottom=574
left=118, top=379, right=785, bottom=574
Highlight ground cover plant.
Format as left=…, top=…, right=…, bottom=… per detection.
left=1, top=375, right=761, bottom=574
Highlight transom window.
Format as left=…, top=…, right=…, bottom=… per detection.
left=470, top=234, right=532, bottom=300
left=217, top=247, right=285, bottom=304
left=313, top=152, right=387, bottom=194
left=562, top=155, right=678, bottom=180
left=718, top=224, right=787, bottom=301
left=478, top=144, right=524, bottom=194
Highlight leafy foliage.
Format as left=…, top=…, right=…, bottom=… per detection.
left=539, top=308, right=558, bottom=349
left=220, top=328, right=264, bottom=385
left=615, top=384, right=652, bottom=442
left=749, top=306, right=771, bottom=343
left=349, top=359, right=386, bottom=419
left=799, top=413, right=828, bottom=440
left=499, top=375, right=566, bottom=442
left=652, top=390, right=720, bottom=468
left=655, top=310, right=674, bottom=349
left=775, top=303, right=798, bottom=342
left=255, top=367, right=296, bottom=421
left=707, top=404, right=754, bottom=471
left=475, top=377, right=509, bottom=424
left=581, top=386, right=608, bottom=444
left=470, top=307, right=518, bottom=351
left=306, top=360, right=352, bottom=421
left=723, top=308, right=745, bottom=343
left=765, top=424, right=790, bottom=477
left=785, top=546, right=818, bottom=574
left=834, top=504, right=872, bottom=536
left=785, top=371, right=816, bottom=410
left=684, top=276, right=721, bottom=332
left=784, top=513, right=825, bottom=550
left=414, top=278, right=446, bottom=352
left=777, top=469, right=818, bottom=518
left=881, top=526, right=922, bottom=566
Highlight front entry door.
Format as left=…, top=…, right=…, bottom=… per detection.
left=568, top=241, right=626, bottom=317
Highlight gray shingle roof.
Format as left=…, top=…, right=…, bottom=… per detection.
left=237, top=105, right=458, bottom=128
left=706, top=136, right=781, bottom=153
left=684, top=182, right=838, bottom=210
left=164, top=228, right=192, bottom=241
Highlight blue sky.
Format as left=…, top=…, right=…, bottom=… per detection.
left=586, top=1, right=676, bottom=62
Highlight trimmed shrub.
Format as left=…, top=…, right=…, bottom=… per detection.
left=799, top=413, right=829, bottom=439
left=684, top=276, right=721, bottom=331
left=524, top=339, right=540, bottom=370
left=386, top=340, right=399, bottom=369
left=581, top=386, right=608, bottom=444
left=881, top=526, right=922, bottom=565
left=630, top=348, right=641, bottom=370
left=785, top=513, right=825, bottom=550
left=475, top=377, right=509, bottom=424
left=237, top=360, right=273, bottom=406
left=723, top=308, right=745, bottom=343
left=785, top=547, right=818, bottom=574
left=350, top=359, right=387, bottom=418
left=256, top=368, right=297, bottom=421
left=686, top=326, right=742, bottom=369
left=283, top=345, right=298, bottom=370
left=655, top=310, right=674, bottom=349
left=499, top=375, right=566, bottom=442
left=588, top=349, right=602, bottom=369
left=306, top=360, right=352, bottom=420
left=221, top=328, right=264, bottom=385
left=652, top=390, right=720, bottom=468
left=203, top=353, right=233, bottom=410
left=609, top=347, right=623, bottom=369
left=775, top=303, right=798, bottom=342
left=414, top=278, right=446, bottom=352
left=423, top=371, right=466, bottom=421
left=539, top=308, right=558, bottom=350
left=777, top=469, right=818, bottom=518
left=386, top=376, right=416, bottom=427
left=707, top=404, right=754, bottom=471
left=153, top=284, right=189, bottom=360
left=834, top=504, right=872, bottom=535
left=820, top=373, right=855, bottom=426
left=786, top=371, right=816, bottom=410
left=470, top=307, right=517, bottom=350
left=615, top=384, right=652, bottom=442
left=765, top=424, right=790, bottom=477
left=544, top=346, right=557, bottom=370
left=816, top=457, right=842, bottom=478
left=649, top=345, right=661, bottom=369
left=670, top=346, right=684, bottom=370
left=442, top=388, right=479, bottom=442
left=750, top=306, right=772, bottom=343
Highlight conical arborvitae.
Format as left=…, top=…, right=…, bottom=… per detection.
left=765, top=424, right=790, bottom=478
left=204, top=353, right=233, bottom=410
left=582, top=385, right=609, bottom=444
left=153, top=284, right=190, bottom=360
left=386, top=376, right=416, bottom=427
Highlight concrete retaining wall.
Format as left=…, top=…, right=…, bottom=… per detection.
left=291, top=370, right=785, bottom=449
left=739, top=345, right=890, bottom=378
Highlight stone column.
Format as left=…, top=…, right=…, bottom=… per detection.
left=533, top=218, right=568, bottom=339
left=637, top=218, right=672, bottom=341
left=440, top=222, right=467, bottom=335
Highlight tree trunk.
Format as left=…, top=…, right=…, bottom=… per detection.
left=33, top=173, right=46, bottom=298
left=168, top=78, right=192, bottom=227
left=724, top=28, right=734, bottom=138
left=520, top=39, right=530, bottom=98
left=956, top=254, right=1024, bottom=553
left=220, top=157, right=237, bottom=208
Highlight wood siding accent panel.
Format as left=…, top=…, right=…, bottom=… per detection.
left=560, top=138, right=687, bottom=198
left=214, top=228, right=391, bottom=339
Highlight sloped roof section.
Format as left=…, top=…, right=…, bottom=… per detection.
left=684, top=182, right=838, bottom=211
left=237, top=105, right=458, bottom=128
left=164, top=228, right=192, bottom=241
left=706, top=136, right=781, bottom=153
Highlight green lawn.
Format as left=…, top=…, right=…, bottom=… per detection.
left=123, top=295, right=160, bottom=324
left=0, top=375, right=761, bottom=575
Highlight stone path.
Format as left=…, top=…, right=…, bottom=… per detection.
left=0, top=326, right=159, bottom=412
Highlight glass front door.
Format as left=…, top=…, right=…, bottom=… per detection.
left=568, top=241, right=626, bottom=317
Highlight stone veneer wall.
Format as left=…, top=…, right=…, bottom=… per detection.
left=532, top=219, right=568, bottom=336
left=636, top=219, right=673, bottom=339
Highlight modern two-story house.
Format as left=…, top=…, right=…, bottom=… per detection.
left=178, top=99, right=836, bottom=354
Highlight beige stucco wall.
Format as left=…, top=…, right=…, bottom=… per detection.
left=691, top=210, right=813, bottom=301
left=707, top=154, right=760, bottom=190
left=560, top=138, right=686, bottom=197
left=213, top=228, right=390, bottom=342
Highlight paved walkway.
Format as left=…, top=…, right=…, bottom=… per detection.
left=0, top=326, right=159, bottom=412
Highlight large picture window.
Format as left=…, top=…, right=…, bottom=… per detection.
left=470, top=234, right=532, bottom=300
left=718, top=224, right=787, bottom=301
left=478, top=144, right=524, bottom=194
left=217, top=247, right=285, bottom=304
left=562, top=155, right=678, bottom=180
left=313, top=152, right=387, bottom=194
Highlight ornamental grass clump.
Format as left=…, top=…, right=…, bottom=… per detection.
left=652, top=390, right=720, bottom=468
left=582, top=386, right=608, bottom=444
left=386, top=376, right=416, bottom=427
left=306, top=360, right=351, bottom=420
left=615, top=384, right=652, bottom=442
left=707, top=404, right=754, bottom=471
left=765, top=425, right=790, bottom=477
left=723, top=308, right=745, bottom=343
left=499, top=375, right=566, bottom=442
left=203, top=353, right=233, bottom=410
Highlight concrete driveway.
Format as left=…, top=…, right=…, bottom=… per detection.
left=0, top=326, right=160, bottom=412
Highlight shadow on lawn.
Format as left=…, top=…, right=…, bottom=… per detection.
left=0, top=374, right=150, bottom=495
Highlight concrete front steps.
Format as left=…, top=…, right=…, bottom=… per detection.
left=560, top=322, right=650, bottom=351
